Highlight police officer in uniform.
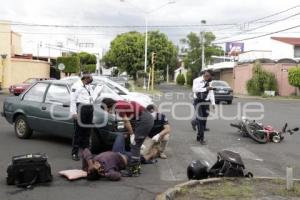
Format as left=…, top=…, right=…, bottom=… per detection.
left=70, top=74, right=94, bottom=161
left=191, top=71, right=215, bottom=131
left=192, top=70, right=214, bottom=145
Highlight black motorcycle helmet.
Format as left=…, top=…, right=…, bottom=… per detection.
left=187, top=160, right=208, bottom=180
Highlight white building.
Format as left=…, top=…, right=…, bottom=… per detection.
left=238, top=37, right=300, bottom=62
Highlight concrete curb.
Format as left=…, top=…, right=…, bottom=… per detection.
left=155, top=177, right=300, bottom=200
left=234, top=95, right=300, bottom=101
left=155, top=178, right=221, bottom=200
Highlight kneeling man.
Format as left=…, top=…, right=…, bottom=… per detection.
left=142, top=105, right=171, bottom=160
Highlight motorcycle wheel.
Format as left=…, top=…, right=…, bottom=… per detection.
left=245, top=124, right=268, bottom=144
left=271, top=133, right=281, bottom=143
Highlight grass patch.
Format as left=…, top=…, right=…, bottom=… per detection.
left=175, top=179, right=300, bottom=200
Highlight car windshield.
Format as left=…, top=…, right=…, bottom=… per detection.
left=61, top=76, right=129, bottom=95
left=24, top=78, right=37, bottom=84
left=212, top=81, right=230, bottom=87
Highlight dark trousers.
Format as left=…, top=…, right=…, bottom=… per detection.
left=195, top=102, right=209, bottom=141
left=192, top=100, right=209, bottom=130
left=72, top=104, right=94, bottom=155
left=112, top=135, right=132, bottom=159
left=130, top=111, right=154, bottom=163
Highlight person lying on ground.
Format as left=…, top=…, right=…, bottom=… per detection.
left=101, top=98, right=154, bottom=177
left=82, top=148, right=128, bottom=181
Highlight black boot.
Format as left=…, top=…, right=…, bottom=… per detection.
left=72, top=153, right=80, bottom=161
left=121, top=161, right=141, bottom=177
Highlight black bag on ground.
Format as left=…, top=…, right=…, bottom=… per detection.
left=7, top=153, right=52, bottom=188
left=208, top=150, right=252, bottom=178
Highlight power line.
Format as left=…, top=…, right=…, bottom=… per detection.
left=9, top=21, right=237, bottom=28
left=213, top=24, right=300, bottom=44
left=248, top=4, right=300, bottom=23
left=215, top=10, right=300, bottom=42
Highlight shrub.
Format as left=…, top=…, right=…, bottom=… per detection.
left=246, top=62, right=278, bottom=96
left=186, top=70, right=193, bottom=86
left=82, top=64, right=96, bottom=73
left=176, top=74, right=186, bottom=85
left=288, top=67, right=300, bottom=89
left=57, top=55, right=80, bottom=76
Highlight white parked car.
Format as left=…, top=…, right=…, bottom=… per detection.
left=61, top=76, right=153, bottom=107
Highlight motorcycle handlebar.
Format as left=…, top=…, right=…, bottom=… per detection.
left=230, top=123, right=241, bottom=129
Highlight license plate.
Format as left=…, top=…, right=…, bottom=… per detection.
left=218, top=90, right=226, bottom=93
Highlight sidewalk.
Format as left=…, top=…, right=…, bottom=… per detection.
left=235, top=94, right=300, bottom=101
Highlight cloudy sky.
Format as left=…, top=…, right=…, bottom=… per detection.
left=1, top=0, right=300, bottom=56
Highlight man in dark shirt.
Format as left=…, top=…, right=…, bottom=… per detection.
left=101, top=98, right=154, bottom=177
left=142, top=104, right=171, bottom=159
left=82, top=148, right=127, bottom=181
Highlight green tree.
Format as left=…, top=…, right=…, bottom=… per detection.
left=57, top=55, right=80, bottom=76
left=74, top=52, right=97, bottom=73
left=82, top=64, right=96, bottom=74
left=147, top=31, right=178, bottom=79
left=288, top=67, right=300, bottom=90
left=180, top=32, right=223, bottom=79
left=102, top=31, right=177, bottom=80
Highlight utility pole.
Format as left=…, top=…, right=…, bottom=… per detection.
left=201, top=20, right=206, bottom=70
left=166, top=64, right=169, bottom=83
left=143, top=16, right=148, bottom=89
left=151, top=52, right=156, bottom=91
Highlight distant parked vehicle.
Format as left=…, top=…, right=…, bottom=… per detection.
left=9, top=78, right=49, bottom=96
left=211, top=80, right=233, bottom=104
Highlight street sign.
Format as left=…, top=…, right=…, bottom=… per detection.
left=58, top=63, right=65, bottom=71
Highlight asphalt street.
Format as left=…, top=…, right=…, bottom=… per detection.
left=1, top=84, right=300, bottom=200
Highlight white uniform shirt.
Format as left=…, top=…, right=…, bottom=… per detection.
left=70, top=80, right=95, bottom=115
left=192, top=76, right=215, bottom=105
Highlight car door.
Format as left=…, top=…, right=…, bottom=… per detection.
left=40, top=84, right=74, bottom=137
left=21, top=82, right=49, bottom=131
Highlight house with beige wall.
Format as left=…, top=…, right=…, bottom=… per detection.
left=0, top=21, right=50, bottom=91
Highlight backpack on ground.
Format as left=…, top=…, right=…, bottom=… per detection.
left=208, top=150, right=253, bottom=178
left=7, top=153, right=52, bottom=188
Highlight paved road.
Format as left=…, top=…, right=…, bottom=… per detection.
left=1, top=84, right=300, bottom=200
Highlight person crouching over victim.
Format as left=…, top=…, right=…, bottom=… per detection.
left=141, top=104, right=171, bottom=160
left=101, top=98, right=154, bottom=177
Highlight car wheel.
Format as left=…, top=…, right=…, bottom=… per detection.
left=227, top=100, right=232, bottom=105
left=14, top=115, right=33, bottom=139
left=14, top=93, right=19, bottom=96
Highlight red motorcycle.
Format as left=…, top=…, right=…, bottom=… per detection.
left=230, top=117, right=299, bottom=144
